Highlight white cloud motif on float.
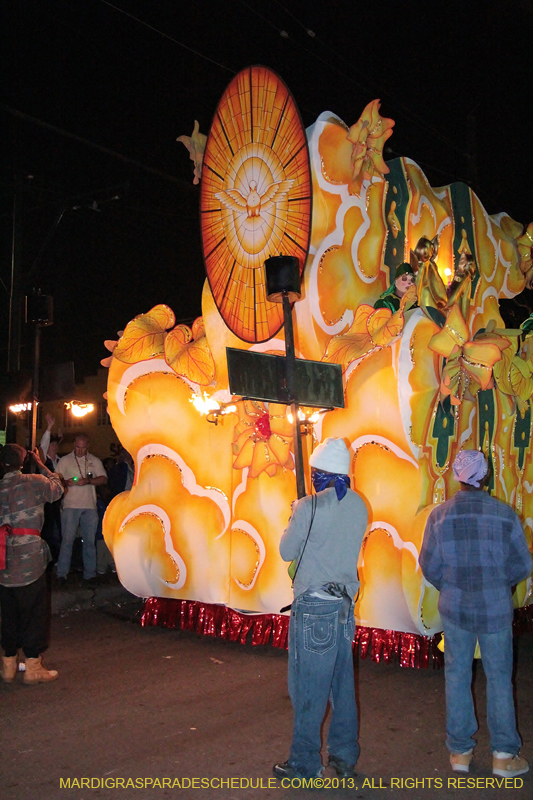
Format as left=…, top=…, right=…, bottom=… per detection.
left=121, top=504, right=186, bottom=590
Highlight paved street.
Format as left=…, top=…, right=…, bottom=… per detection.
left=1, top=596, right=532, bottom=800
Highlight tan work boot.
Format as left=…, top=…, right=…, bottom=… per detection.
left=1, top=656, right=18, bottom=683
left=450, top=750, right=473, bottom=773
left=492, top=753, right=529, bottom=777
left=23, top=656, right=58, bottom=685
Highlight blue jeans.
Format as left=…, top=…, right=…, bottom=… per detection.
left=57, top=508, right=99, bottom=580
left=287, top=593, right=358, bottom=777
left=442, top=616, right=521, bottom=755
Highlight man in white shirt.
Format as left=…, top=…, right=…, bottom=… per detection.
left=39, top=413, right=62, bottom=470
left=56, top=434, right=107, bottom=582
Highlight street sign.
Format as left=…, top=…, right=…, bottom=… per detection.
left=227, top=348, right=344, bottom=408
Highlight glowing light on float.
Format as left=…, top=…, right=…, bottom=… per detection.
left=65, top=400, right=95, bottom=418
left=286, top=407, right=322, bottom=433
left=190, top=392, right=237, bottom=425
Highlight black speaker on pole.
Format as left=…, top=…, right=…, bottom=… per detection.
left=264, top=255, right=301, bottom=303
left=25, top=293, right=53, bottom=326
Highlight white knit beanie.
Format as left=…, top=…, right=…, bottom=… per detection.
left=309, top=438, right=350, bottom=475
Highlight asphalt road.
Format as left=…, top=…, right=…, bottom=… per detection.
left=1, top=602, right=532, bottom=800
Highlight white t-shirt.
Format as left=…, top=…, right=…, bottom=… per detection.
left=56, top=450, right=107, bottom=509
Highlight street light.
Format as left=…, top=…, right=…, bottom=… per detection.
left=9, top=402, right=32, bottom=414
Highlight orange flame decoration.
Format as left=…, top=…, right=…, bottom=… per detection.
left=517, top=221, right=533, bottom=287
left=346, top=99, right=395, bottom=195
left=176, top=120, right=207, bottom=186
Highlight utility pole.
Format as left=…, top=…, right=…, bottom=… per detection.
left=7, top=174, right=24, bottom=373
left=282, top=292, right=307, bottom=498
left=26, top=291, right=53, bottom=452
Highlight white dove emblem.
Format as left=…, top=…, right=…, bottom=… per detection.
left=215, top=179, right=294, bottom=218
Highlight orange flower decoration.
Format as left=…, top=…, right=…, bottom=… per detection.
left=232, top=400, right=294, bottom=478
left=429, top=306, right=511, bottom=404
left=493, top=336, right=533, bottom=410
left=346, top=99, right=394, bottom=195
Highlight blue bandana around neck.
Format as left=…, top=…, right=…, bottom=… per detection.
left=311, top=469, right=350, bottom=500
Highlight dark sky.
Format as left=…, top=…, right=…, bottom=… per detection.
left=3, top=0, right=533, bottom=382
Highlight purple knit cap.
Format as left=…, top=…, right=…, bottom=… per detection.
left=452, top=450, right=488, bottom=487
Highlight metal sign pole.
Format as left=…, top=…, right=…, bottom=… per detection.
left=283, top=293, right=306, bottom=499
left=226, top=256, right=344, bottom=500
left=30, top=323, right=40, bottom=454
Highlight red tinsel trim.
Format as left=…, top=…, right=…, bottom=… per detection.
left=353, top=625, right=443, bottom=669
left=141, top=598, right=290, bottom=650
left=140, top=598, right=533, bottom=669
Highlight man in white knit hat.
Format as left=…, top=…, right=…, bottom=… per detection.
left=273, top=437, right=367, bottom=784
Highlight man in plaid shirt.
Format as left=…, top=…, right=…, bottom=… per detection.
left=420, top=450, right=532, bottom=778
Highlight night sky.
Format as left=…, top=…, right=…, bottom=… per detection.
left=3, top=0, right=533, bottom=384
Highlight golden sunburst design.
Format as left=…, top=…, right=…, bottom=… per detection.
left=200, top=65, right=311, bottom=343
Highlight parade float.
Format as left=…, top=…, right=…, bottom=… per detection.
left=102, top=66, right=533, bottom=666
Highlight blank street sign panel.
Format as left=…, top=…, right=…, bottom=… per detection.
left=226, top=348, right=344, bottom=408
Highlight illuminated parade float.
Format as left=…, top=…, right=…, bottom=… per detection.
left=102, top=67, right=533, bottom=665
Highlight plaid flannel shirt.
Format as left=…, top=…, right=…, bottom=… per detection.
left=419, top=490, right=532, bottom=633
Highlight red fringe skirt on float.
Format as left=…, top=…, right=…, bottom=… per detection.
left=141, top=598, right=533, bottom=669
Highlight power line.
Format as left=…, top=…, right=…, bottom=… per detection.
left=95, top=0, right=235, bottom=75
left=53, top=0, right=465, bottom=165
left=94, top=0, right=460, bottom=160
left=384, top=148, right=468, bottom=184
left=256, top=0, right=468, bottom=158
left=2, top=106, right=195, bottom=191
left=236, top=2, right=510, bottom=211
